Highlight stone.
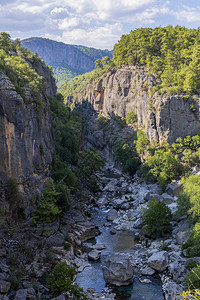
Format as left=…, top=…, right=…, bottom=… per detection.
left=102, top=254, right=133, bottom=286
left=0, top=281, right=11, bottom=293
left=92, top=243, right=106, bottom=250
left=88, top=250, right=101, bottom=261
left=134, top=218, right=145, bottom=229
left=46, top=231, right=65, bottom=247
left=121, top=203, right=130, bottom=210
left=51, top=295, right=66, bottom=300
left=97, top=197, right=108, bottom=208
left=144, top=192, right=160, bottom=202
left=147, top=251, right=169, bottom=272
left=106, top=209, right=118, bottom=221
left=139, top=278, right=152, bottom=284
left=166, top=182, right=183, bottom=197
left=112, top=199, right=125, bottom=209
left=140, top=266, right=155, bottom=276
left=104, top=222, right=112, bottom=227
left=160, top=193, right=174, bottom=204
left=163, top=282, right=183, bottom=300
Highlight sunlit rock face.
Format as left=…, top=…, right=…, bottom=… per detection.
left=67, top=65, right=200, bottom=144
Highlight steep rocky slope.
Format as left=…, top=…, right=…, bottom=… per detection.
left=0, top=64, right=56, bottom=221
left=21, top=38, right=112, bottom=75
left=66, top=66, right=200, bottom=144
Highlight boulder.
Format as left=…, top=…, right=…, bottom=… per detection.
left=144, top=192, right=160, bottom=202
left=88, top=250, right=101, bottom=261
left=0, top=281, right=11, bottom=293
left=102, top=254, right=133, bottom=286
left=14, top=288, right=36, bottom=300
left=160, top=193, right=174, bottom=204
left=140, top=266, right=155, bottom=276
left=134, top=218, right=145, bottom=229
left=97, top=197, right=108, bottom=208
left=106, top=209, right=118, bottom=221
left=112, top=198, right=125, bottom=209
left=166, top=182, right=183, bottom=197
left=147, top=251, right=169, bottom=272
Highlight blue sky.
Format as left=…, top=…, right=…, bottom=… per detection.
left=1, top=0, right=200, bottom=49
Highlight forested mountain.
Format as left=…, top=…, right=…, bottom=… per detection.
left=113, top=26, right=200, bottom=95
left=21, top=37, right=113, bottom=89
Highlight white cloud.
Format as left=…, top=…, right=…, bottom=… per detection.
left=173, top=5, right=200, bottom=23
left=45, top=23, right=123, bottom=49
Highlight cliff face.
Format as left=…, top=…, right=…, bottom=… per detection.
left=21, top=38, right=95, bottom=74
left=67, top=66, right=200, bottom=143
left=0, top=69, right=55, bottom=220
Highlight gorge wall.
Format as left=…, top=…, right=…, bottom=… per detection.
left=0, top=64, right=56, bottom=221
left=21, top=38, right=96, bottom=74
left=66, top=66, right=200, bottom=144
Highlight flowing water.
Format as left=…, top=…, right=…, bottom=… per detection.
left=76, top=208, right=164, bottom=299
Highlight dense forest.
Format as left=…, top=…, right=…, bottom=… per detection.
left=62, top=26, right=200, bottom=98
left=113, top=26, right=200, bottom=95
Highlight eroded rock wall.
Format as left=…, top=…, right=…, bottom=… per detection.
left=0, top=71, right=55, bottom=220
left=67, top=66, right=200, bottom=143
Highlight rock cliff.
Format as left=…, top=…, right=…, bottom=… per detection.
left=66, top=66, right=200, bottom=143
left=22, top=38, right=100, bottom=74
left=0, top=67, right=56, bottom=221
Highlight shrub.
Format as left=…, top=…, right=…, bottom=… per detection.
left=114, top=141, right=139, bottom=175
left=126, top=111, right=137, bottom=124
left=142, top=199, right=172, bottom=238
left=184, top=265, right=200, bottom=290
left=35, top=178, right=61, bottom=223
left=46, top=262, right=87, bottom=299
left=78, top=148, right=104, bottom=178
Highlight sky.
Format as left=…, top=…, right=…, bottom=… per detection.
left=1, top=0, right=200, bottom=50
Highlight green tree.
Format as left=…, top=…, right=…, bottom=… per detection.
left=35, top=178, right=61, bottom=223
left=142, top=199, right=172, bottom=238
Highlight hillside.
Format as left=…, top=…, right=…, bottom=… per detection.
left=21, top=37, right=113, bottom=89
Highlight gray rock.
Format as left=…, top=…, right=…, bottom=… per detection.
left=140, top=266, right=155, bottom=276
left=102, top=254, right=133, bottom=286
left=113, top=199, right=125, bottom=209
left=88, top=249, right=101, bottom=261
left=166, top=182, right=183, bottom=197
left=14, top=288, right=36, bottom=300
left=160, top=193, right=174, bottom=204
left=144, top=193, right=160, bottom=202
left=51, top=295, right=66, bottom=300
left=134, top=218, right=145, bottom=229
left=106, top=209, right=118, bottom=221
left=97, top=197, right=108, bottom=208
left=121, top=203, right=130, bottom=210
left=148, top=251, right=169, bottom=272
left=139, top=278, right=152, bottom=284
left=0, top=281, right=11, bottom=293
left=46, top=231, right=65, bottom=247
left=163, top=282, right=183, bottom=300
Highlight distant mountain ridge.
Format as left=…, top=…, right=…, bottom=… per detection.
left=21, top=37, right=113, bottom=88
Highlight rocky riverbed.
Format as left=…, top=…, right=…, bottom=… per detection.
left=0, top=164, right=193, bottom=299
left=75, top=164, right=192, bottom=300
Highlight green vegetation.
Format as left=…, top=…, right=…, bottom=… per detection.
left=177, top=175, right=200, bottom=257
left=75, top=45, right=113, bottom=62
left=184, top=265, right=200, bottom=289
left=53, top=67, right=79, bottom=89
left=61, top=56, right=114, bottom=99
left=0, top=32, right=47, bottom=101
left=35, top=178, right=61, bottom=223
left=114, top=141, right=139, bottom=175
left=46, top=262, right=87, bottom=299
left=142, top=198, right=172, bottom=238
left=113, top=26, right=200, bottom=95
left=126, top=111, right=137, bottom=124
